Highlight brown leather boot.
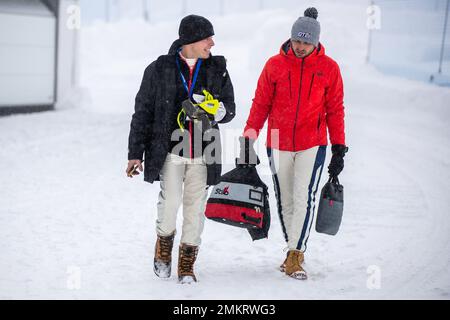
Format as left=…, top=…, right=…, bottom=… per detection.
left=279, top=252, right=288, bottom=272
left=153, top=232, right=175, bottom=278
left=178, top=243, right=199, bottom=284
left=284, top=250, right=307, bottom=280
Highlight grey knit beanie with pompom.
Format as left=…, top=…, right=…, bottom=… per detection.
left=291, top=7, right=321, bottom=47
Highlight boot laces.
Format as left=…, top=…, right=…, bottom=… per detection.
left=159, top=235, right=173, bottom=260
left=180, top=247, right=197, bottom=273
left=288, top=250, right=303, bottom=266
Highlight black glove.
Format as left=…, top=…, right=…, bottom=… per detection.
left=236, top=136, right=260, bottom=167
left=328, top=144, right=348, bottom=178
left=181, top=99, right=213, bottom=132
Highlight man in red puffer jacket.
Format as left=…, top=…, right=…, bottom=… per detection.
left=238, top=7, right=348, bottom=280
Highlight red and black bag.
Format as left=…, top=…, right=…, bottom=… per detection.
left=205, top=165, right=270, bottom=241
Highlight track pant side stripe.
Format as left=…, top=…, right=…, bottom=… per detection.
left=267, top=148, right=288, bottom=242
left=296, top=146, right=326, bottom=251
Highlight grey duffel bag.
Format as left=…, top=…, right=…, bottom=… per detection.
left=315, top=177, right=344, bottom=236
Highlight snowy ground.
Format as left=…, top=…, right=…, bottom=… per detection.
left=1, top=1, right=450, bottom=299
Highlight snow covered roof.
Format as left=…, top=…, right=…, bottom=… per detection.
left=0, top=0, right=54, bottom=17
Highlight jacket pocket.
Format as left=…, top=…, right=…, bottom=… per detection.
left=308, top=73, right=315, bottom=100
left=288, top=71, right=292, bottom=99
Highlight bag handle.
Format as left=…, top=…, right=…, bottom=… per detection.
left=328, top=175, right=340, bottom=186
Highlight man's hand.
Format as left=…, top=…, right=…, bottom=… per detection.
left=197, top=90, right=220, bottom=115
left=328, top=145, right=348, bottom=178
left=192, top=90, right=226, bottom=122
left=126, top=160, right=143, bottom=178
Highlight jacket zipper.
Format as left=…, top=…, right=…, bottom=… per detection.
left=292, top=59, right=305, bottom=150
left=308, top=73, right=315, bottom=100
left=187, top=65, right=194, bottom=159
left=317, top=114, right=321, bottom=132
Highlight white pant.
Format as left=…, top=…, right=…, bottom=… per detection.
left=267, top=146, right=326, bottom=252
left=156, top=153, right=208, bottom=246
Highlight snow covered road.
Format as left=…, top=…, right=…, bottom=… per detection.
left=1, top=2, right=450, bottom=299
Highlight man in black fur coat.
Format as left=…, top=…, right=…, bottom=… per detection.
left=126, top=15, right=235, bottom=284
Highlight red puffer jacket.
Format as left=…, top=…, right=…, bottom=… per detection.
left=243, top=40, right=345, bottom=151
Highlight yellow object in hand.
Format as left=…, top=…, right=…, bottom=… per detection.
left=197, top=89, right=219, bottom=115
left=177, top=109, right=186, bottom=131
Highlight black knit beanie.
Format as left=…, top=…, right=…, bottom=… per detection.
left=178, top=15, right=215, bottom=45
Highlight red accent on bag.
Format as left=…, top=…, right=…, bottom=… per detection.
left=205, top=203, right=263, bottom=228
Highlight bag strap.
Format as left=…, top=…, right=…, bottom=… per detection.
left=328, top=176, right=340, bottom=186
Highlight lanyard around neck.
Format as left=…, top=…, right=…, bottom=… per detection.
left=176, top=53, right=202, bottom=98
